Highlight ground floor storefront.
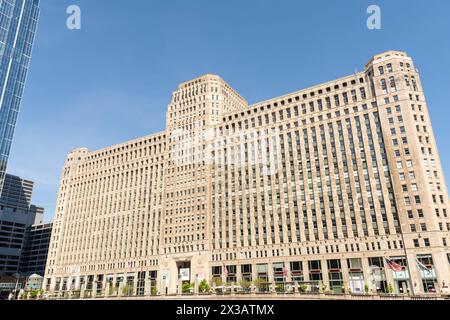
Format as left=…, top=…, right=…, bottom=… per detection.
left=44, top=252, right=450, bottom=297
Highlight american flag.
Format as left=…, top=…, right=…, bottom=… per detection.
left=415, top=258, right=432, bottom=275
left=223, top=264, right=228, bottom=276
left=283, top=267, right=289, bottom=277
left=385, top=257, right=403, bottom=272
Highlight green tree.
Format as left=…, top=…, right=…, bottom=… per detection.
left=122, top=284, right=134, bottom=296
left=109, top=286, right=117, bottom=296
left=253, top=278, right=266, bottom=292
left=239, top=279, right=251, bottom=290
left=211, top=277, right=223, bottom=287
left=151, top=287, right=158, bottom=295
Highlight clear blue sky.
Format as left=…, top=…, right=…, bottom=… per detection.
left=7, top=0, right=450, bottom=223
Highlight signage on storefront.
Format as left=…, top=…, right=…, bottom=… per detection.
left=162, top=271, right=170, bottom=286
left=392, top=270, right=410, bottom=280
left=180, top=268, right=190, bottom=281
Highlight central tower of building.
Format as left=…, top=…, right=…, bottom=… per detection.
left=160, top=75, right=247, bottom=291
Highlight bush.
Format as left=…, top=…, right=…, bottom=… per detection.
left=276, top=284, right=284, bottom=293
left=182, top=282, right=193, bottom=293
left=386, top=284, right=394, bottom=294
left=199, top=279, right=210, bottom=293
left=151, top=287, right=158, bottom=295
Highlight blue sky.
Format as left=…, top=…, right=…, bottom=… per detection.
left=7, top=0, right=450, bottom=223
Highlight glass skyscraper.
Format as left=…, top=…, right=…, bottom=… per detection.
left=0, top=0, right=40, bottom=193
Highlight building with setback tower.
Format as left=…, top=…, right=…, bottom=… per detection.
left=44, top=51, right=450, bottom=296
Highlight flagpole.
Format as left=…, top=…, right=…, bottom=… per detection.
left=423, top=271, right=428, bottom=293
left=416, top=258, right=432, bottom=294
left=398, top=228, right=415, bottom=296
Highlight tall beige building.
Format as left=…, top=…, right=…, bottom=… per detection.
left=44, top=51, right=450, bottom=296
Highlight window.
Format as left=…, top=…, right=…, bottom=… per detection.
left=415, top=196, right=421, bottom=204
left=424, top=238, right=430, bottom=247
left=290, top=261, right=302, bottom=272
left=309, top=260, right=323, bottom=282
left=381, top=79, right=387, bottom=94
left=389, top=76, right=397, bottom=91
left=360, top=88, right=366, bottom=99
left=413, top=239, right=420, bottom=248
left=334, top=95, right=340, bottom=106
left=241, top=264, right=252, bottom=274
left=290, top=261, right=303, bottom=282
left=212, top=266, right=222, bottom=276
left=368, top=257, right=384, bottom=268
left=404, top=197, right=411, bottom=206
left=387, top=63, right=393, bottom=72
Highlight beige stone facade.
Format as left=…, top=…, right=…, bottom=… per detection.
left=44, top=51, right=450, bottom=297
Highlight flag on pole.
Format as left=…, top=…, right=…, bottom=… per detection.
left=283, top=266, right=289, bottom=278
left=385, top=257, right=403, bottom=272
left=415, top=258, right=432, bottom=275
left=223, top=264, right=228, bottom=276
